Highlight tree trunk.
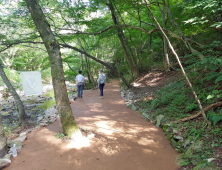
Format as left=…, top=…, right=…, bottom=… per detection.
left=144, top=0, right=211, bottom=125
left=106, top=2, right=139, bottom=76
left=60, top=43, right=131, bottom=88
left=0, top=64, right=27, bottom=128
left=157, top=0, right=170, bottom=71
left=25, top=0, right=81, bottom=137
left=0, top=110, right=7, bottom=158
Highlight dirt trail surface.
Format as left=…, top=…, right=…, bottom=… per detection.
left=5, top=80, right=179, bottom=170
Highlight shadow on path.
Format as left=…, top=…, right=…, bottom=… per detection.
left=5, top=80, right=179, bottom=170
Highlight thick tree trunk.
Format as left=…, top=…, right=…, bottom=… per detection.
left=60, top=43, right=131, bottom=88
left=25, top=0, right=80, bottom=137
left=0, top=111, right=7, bottom=158
left=144, top=0, right=211, bottom=125
left=106, top=2, right=139, bottom=76
left=0, top=64, right=27, bottom=128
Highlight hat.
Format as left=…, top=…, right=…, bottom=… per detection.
left=99, top=69, right=103, bottom=72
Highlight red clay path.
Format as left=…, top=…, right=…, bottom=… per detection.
left=5, top=80, right=180, bottom=170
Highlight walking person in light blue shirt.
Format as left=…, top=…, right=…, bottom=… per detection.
left=76, top=70, right=85, bottom=98
left=98, top=69, right=106, bottom=99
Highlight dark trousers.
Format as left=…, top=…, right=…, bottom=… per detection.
left=99, top=83, right=105, bottom=96
left=78, top=84, right=84, bottom=98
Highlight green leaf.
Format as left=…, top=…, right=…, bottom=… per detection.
left=217, top=94, right=222, bottom=98
left=212, top=90, right=220, bottom=94
left=207, top=95, right=214, bottom=100
left=215, top=75, right=222, bottom=84
left=212, top=115, right=222, bottom=125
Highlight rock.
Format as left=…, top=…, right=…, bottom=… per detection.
left=191, top=159, right=202, bottom=166
left=39, top=123, right=47, bottom=126
left=128, top=100, right=134, bottom=104
left=26, top=129, right=32, bottom=133
left=3, top=154, right=12, bottom=160
left=183, top=136, right=193, bottom=148
left=45, top=106, right=58, bottom=118
left=87, top=132, right=95, bottom=139
left=131, top=105, right=138, bottom=111
left=37, top=116, right=43, bottom=122
left=81, top=127, right=89, bottom=131
left=174, top=135, right=183, bottom=141
left=155, top=114, right=164, bottom=127
left=14, top=135, right=27, bottom=143
left=0, top=159, right=11, bottom=169
left=40, top=120, right=48, bottom=124
left=207, top=158, right=216, bottom=162
left=125, top=102, right=131, bottom=108
left=142, top=112, right=150, bottom=120
left=173, top=128, right=179, bottom=134
left=19, top=132, right=27, bottom=136
left=7, top=141, right=23, bottom=149
left=185, top=140, right=203, bottom=156
left=49, top=117, right=57, bottom=123
left=35, top=125, right=41, bottom=129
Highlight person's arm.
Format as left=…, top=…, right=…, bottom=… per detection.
left=83, top=80, right=85, bottom=86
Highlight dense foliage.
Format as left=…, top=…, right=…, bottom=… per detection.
left=0, top=0, right=221, bottom=168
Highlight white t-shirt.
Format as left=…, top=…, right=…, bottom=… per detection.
left=76, top=74, right=84, bottom=83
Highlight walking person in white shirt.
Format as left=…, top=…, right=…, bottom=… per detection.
left=98, top=69, right=106, bottom=99
left=76, top=70, right=85, bottom=98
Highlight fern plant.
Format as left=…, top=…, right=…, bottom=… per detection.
left=207, top=109, right=222, bottom=126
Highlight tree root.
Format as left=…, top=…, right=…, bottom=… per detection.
left=172, top=102, right=222, bottom=124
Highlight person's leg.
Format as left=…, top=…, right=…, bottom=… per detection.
left=77, top=85, right=80, bottom=97
left=80, top=84, right=83, bottom=98
left=99, top=84, right=102, bottom=96
left=101, top=83, right=104, bottom=96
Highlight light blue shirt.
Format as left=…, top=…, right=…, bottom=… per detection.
left=97, top=73, right=106, bottom=84
left=76, top=74, right=84, bottom=83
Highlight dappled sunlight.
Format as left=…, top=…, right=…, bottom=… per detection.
left=4, top=80, right=179, bottom=170
left=86, top=103, right=104, bottom=112
left=127, top=126, right=158, bottom=134
left=143, top=148, right=157, bottom=155
left=66, top=136, right=91, bottom=149
left=132, top=82, right=141, bottom=87
left=94, top=120, right=120, bottom=135
left=133, top=72, right=164, bottom=87
left=98, top=145, right=120, bottom=156
left=138, top=137, right=155, bottom=146
left=109, top=100, right=124, bottom=105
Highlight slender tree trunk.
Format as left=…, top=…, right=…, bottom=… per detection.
left=85, top=56, right=92, bottom=83
left=25, top=0, right=81, bottom=137
left=144, top=0, right=211, bottom=125
left=157, top=0, right=170, bottom=71
left=0, top=64, right=27, bottom=128
left=0, top=110, right=7, bottom=157
left=77, top=38, right=92, bottom=83
left=106, top=2, right=139, bottom=76
left=60, top=43, right=131, bottom=88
